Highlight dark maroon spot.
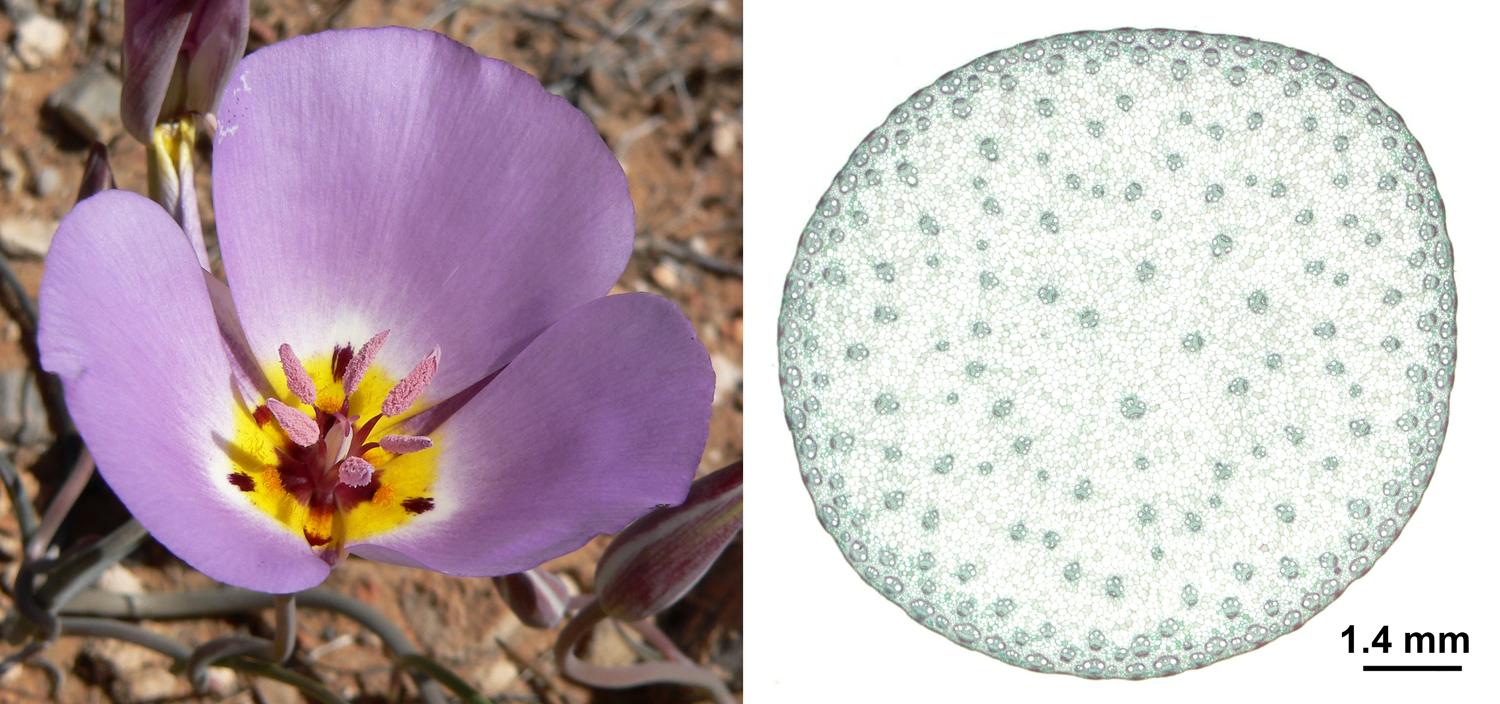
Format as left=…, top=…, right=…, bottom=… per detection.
left=402, top=497, right=435, bottom=515
left=253, top=405, right=273, bottom=427
left=331, top=343, right=354, bottom=379
left=227, top=472, right=255, bottom=492
left=303, top=529, right=330, bottom=547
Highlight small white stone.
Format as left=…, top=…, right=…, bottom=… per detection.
left=0, top=216, right=57, bottom=257
left=96, top=563, right=145, bottom=594
left=33, top=167, right=64, bottom=198
left=477, top=657, right=519, bottom=698
left=711, top=353, right=741, bottom=407
left=651, top=260, right=683, bottom=292
left=253, top=678, right=302, bottom=704
left=13, top=14, right=68, bottom=69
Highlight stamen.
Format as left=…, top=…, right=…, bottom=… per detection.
left=379, top=434, right=434, bottom=454
left=382, top=346, right=441, bottom=417
left=341, top=330, right=389, bottom=396
left=278, top=344, right=318, bottom=406
left=266, top=398, right=319, bottom=447
left=339, top=457, right=374, bottom=487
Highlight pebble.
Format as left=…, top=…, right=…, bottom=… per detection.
left=81, top=635, right=172, bottom=685
left=47, top=65, right=122, bottom=142
left=0, top=216, right=57, bottom=257
left=651, top=259, right=683, bottom=292
left=477, top=657, right=519, bottom=698
left=0, top=148, right=25, bottom=196
left=586, top=620, right=637, bottom=668
left=712, top=116, right=740, bottom=157
left=202, top=667, right=237, bottom=697
left=711, top=353, right=741, bottom=407
left=253, top=678, right=302, bottom=704
left=96, top=563, right=145, bottom=594
left=33, top=166, right=63, bottom=198
left=12, top=14, right=68, bottom=69
left=125, top=667, right=186, bottom=701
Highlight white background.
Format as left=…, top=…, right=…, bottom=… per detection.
left=743, top=1, right=1497, bottom=701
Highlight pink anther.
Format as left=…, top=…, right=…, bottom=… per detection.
left=278, top=344, right=318, bottom=405
left=338, top=456, right=374, bottom=487
left=265, top=398, right=319, bottom=447
left=382, top=346, right=440, bottom=417
left=379, top=434, right=434, bottom=454
left=341, top=330, right=389, bottom=395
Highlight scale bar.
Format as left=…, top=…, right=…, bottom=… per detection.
left=1363, top=665, right=1461, bottom=672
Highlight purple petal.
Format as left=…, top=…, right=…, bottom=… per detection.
left=38, top=190, right=330, bottom=593
left=213, top=27, right=633, bottom=401
left=182, top=0, right=248, bottom=116
left=121, top=0, right=195, bottom=143
left=595, top=461, right=742, bottom=621
left=347, top=293, right=713, bottom=576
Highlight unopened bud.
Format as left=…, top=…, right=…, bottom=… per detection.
left=122, top=0, right=249, bottom=144
left=595, top=462, right=742, bottom=621
left=77, top=143, right=115, bottom=202
left=493, top=568, right=570, bottom=629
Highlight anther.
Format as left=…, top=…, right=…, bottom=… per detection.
left=338, top=457, right=374, bottom=487
left=278, top=344, right=318, bottom=405
left=382, top=346, right=440, bottom=417
left=342, top=330, right=390, bottom=396
left=266, top=398, right=319, bottom=447
left=379, top=434, right=434, bottom=454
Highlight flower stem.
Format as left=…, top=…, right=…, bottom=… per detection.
left=147, top=118, right=212, bottom=271
left=625, top=617, right=690, bottom=663
left=27, top=447, right=95, bottom=561
left=61, top=617, right=191, bottom=659
left=0, top=454, right=39, bottom=547
left=392, top=654, right=489, bottom=704
left=186, top=634, right=273, bottom=690
left=0, top=255, right=37, bottom=333
left=61, top=617, right=349, bottom=704
left=269, top=593, right=296, bottom=664
left=555, top=598, right=735, bottom=704
left=34, top=518, right=148, bottom=615
left=60, top=588, right=444, bottom=704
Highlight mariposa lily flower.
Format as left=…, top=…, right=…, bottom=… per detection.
left=39, top=27, right=714, bottom=594
left=122, top=0, right=250, bottom=143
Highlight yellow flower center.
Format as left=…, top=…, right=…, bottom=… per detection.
left=223, top=343, right=440, bottom=566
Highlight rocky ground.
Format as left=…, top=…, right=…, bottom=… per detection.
left=0, top=0, right=741, bottom=701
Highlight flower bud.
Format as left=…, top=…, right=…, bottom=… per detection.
left=77, top=143, right=115, bottom=202
left=595, top=461, right=742, bottom=621
left=122, top=0, right=249, bottom=144
left=493, top=568, right=571, bottom=629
